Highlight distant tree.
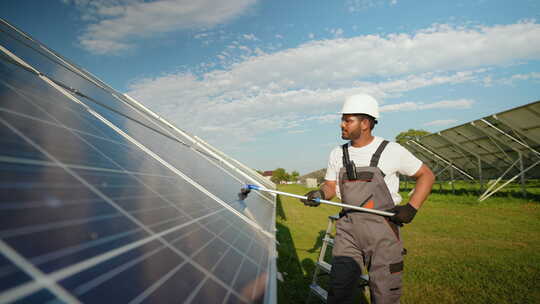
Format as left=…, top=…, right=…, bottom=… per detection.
left=271, top=168, right=289, bottom=184
left=289, top=171, right=300, bottom=182
left=395, top=129, right=431, bottom=145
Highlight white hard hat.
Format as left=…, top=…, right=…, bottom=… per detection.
left=340, top=93, right=380, bottom=118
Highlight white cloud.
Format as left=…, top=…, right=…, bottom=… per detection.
left=346, top=0, right=397, bottom=12
left=194, top=32, right=210, bottom=39
left=308, top=33, right=315, bottom=39
left=242, top=33, right=258, bottom=41
left=483, top=75, right=493, bottom=87
left=287, top=129, right=307, bottom=134
left=328, top=28, right=344, bottom=38
left=499, top=72, right=540, bottom=85
left=423, top=119, right=459, bottom=126
left=127, top=21, right=540, bottom=145
left=128, top=71, right=478, bottom=144
left=66, top=0, right=257, bottom=54
left=381, top=99, right=474, bottom=112
left=175, top=21, right=539, bottom=92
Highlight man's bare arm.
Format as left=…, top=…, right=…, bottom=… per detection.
left=320, top=180, right=337, bottom=200
left=408, top=164, right=435, bottom=210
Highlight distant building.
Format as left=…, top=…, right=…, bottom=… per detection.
left=305, top=178, right=318, bottom=188
left=262, top=170, right=273, bottom=181
left=299, top=168, right=326, bottom=185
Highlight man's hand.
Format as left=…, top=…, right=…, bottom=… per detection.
left=389, top=203, right=417, bottom=225
left=301, top=190, right=324, bottom=207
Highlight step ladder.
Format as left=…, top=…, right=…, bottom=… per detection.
left=308, top=214, right=370, bottom=303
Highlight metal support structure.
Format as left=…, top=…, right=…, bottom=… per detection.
left=407, top=140, right=474, bottom=180
left=450, top=162, right=455, bottom=194
left=404, top=143, right=438, bottom=170
left=492, top=115, right=540, bottom=146
left=455, top=130, right=513, bottom=167
left=437, top=131, right=502, bottom=175
left=479, top=158, right=521, bottom=201
left=469, top=122, right=516, bottom=164
left=479, top=159, right=540, bottom=201
left=406, top=142, right=450, bottom=190
left=479, top=158, right=485, bottom=192
left=476, top=120, right=540, bottom=168
left=481, top=118, right=540, bottom=157
left=525, top=106, right=540, bottom=122
left=405, top=102, right=540, bottom=201
left=519, top=153, right=526, bottom=198
left=469, top=121, right=540, bottom=195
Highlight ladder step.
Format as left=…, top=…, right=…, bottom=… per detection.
left=309, top=284, right=328, bottom=302
left=317, top=261, right=332, bottom=273
left=359, top=274, right=369, bottom=286
left=323, top=236, right=334, bottom=246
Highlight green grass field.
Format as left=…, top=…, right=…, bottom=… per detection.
left=275, top=184, right=540, bottom=304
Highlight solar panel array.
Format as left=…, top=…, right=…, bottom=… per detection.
left=405, top=100, right=540, bottom=197
left=0, top=18, right=276, bottom=304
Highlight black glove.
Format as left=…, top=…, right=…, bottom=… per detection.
left=389, top=203, right=417, bottom=225
left=301, top=190, right=324, bottom=207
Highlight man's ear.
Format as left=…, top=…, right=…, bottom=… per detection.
left=360, top=118, right=370, bottom=130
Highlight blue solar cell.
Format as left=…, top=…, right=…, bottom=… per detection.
left=192, top=237, right=229, bottom=270
left=1, top=111, right=122, bottom=169
left=190, top=278, right=229, bottom=304
left=232, top=230, right=253, bottom=253
left=213, top=248, right=244, bottom=284
left=0, top=121, right=49, bottom=161
left=136, top=262, right=205, bottom=304
left=233, top=259, right=260, bottom=292
left=226, top=293, right=250, bottom=304
left=11, top=289, right=63, bottom=304
left=0, top=26, right=168, bottom=134
left=60, top=240, right=184, bottom=303
left=0, top=254, right=32, bottom=293
left=0, top=63, right=122, bottom=144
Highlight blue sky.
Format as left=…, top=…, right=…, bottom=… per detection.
left=2, top=0, right=539, bottom=174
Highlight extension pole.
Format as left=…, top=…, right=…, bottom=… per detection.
left=245, top=184, right=394, bottom=217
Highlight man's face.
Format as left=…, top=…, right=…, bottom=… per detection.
left=341, top=114, right=364, bottom=140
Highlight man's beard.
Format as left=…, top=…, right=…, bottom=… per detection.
left=342, top=129, right=361, bottom=140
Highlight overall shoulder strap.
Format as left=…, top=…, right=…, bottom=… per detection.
left=370, top=140, right=389, bottom=167
left=341, top=143, right=350, bottom=167
left=342, top=143, right=358, bottom=180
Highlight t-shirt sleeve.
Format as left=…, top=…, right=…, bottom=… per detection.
left=397, top=144, right=423, bottom=176
left=324, top=148, right=340, bottom=181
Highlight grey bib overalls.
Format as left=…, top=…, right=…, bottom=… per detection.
left=327, top=141, right=404, bottom=304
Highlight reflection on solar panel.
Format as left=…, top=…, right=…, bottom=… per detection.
left=405, top=100, right=540, bottom=200
left=0, top=18, right=276, bottom=303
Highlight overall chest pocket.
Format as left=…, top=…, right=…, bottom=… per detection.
left=339, top=170, right=376, bottom=207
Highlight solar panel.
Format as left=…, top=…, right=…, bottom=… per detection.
left=0, top=18, right=276, bottom=303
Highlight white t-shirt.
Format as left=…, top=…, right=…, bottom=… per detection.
left=324, top=136, right=423, bottom=205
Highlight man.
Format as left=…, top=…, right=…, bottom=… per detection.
left=301, top=94, right=435, bottom=304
